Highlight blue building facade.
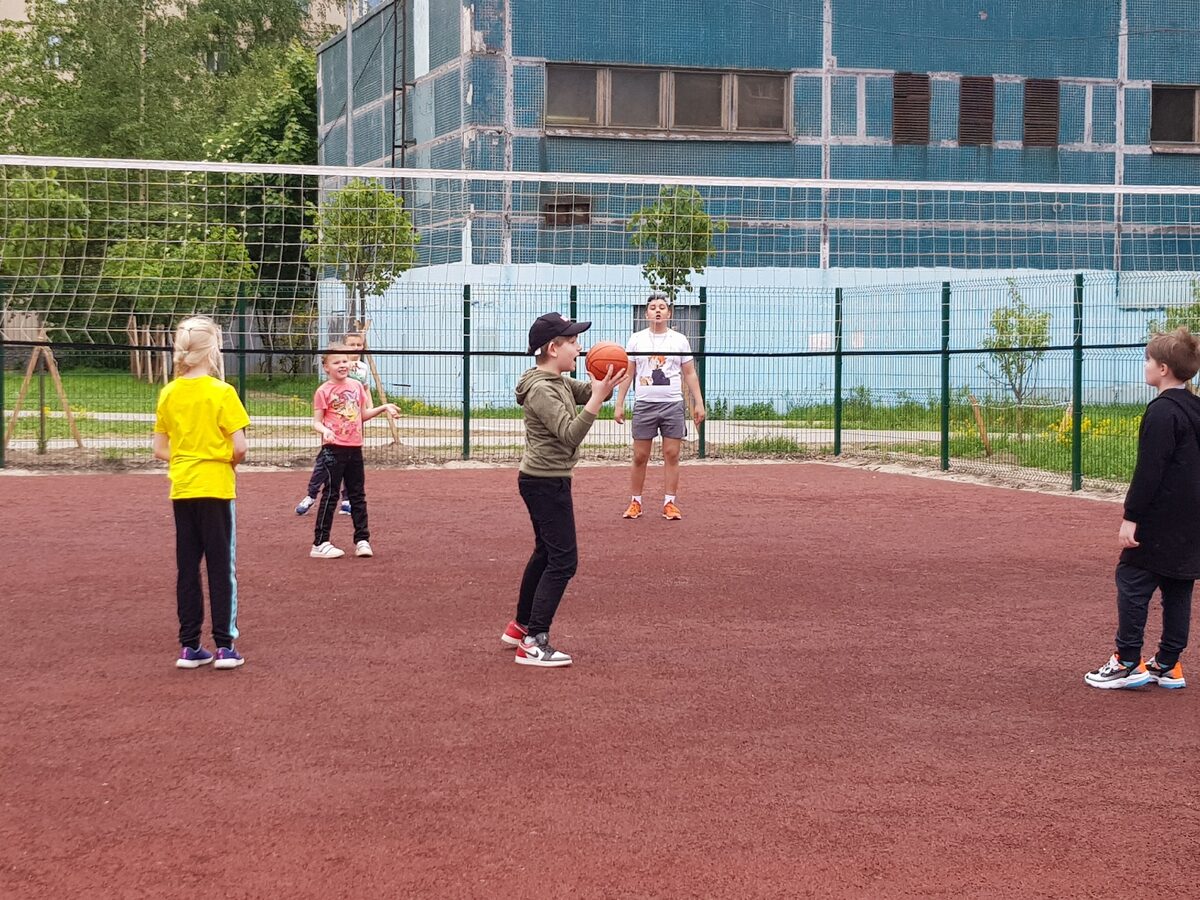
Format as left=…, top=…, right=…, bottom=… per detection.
left=316, top=0, right=1200, bottom=270
left=314, top=1, right=1200, bottom=410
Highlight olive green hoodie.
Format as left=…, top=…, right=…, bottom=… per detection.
left=515, top=367, right=596, bottom=477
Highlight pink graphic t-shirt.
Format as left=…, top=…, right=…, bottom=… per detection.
left=314, top=379, right=370, bottom=447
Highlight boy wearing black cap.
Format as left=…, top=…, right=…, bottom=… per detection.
left=501, top=312, right=625, bottom=667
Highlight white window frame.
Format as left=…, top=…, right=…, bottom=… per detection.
left=544, top=64, right=791, bottom=140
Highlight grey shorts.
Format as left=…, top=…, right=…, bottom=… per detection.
left=632, top=400, right=687, bottom=441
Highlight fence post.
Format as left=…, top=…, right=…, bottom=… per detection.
left=569, top=285, right=579, bottom=379
left=0, top=322, right=5, bottom=469
left=940, top=281, right=951, bottom=471
left=1072, top=273, right=1084, bottom=491
left=697, top=286, right=707, bottom=459
left=236, top=284, right=247, bottom=404
left=462, top=285, right=471, bottom=460
left=833, top=287, right=843, bottom=456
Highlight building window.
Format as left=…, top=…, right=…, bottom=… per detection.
left=610, top=69, right=662, bottom=128
left=958, top=75, right=994, bottom=146
left=545, top=66, right=600, bottom=126
left=892, top=73, right=931, bottom=144
left=1023, top=79, right=1059, bottom=147
left=672, top=72, right=724, bottom=129
left=1151, top=85, right=1200, bottom=144
left=542, top=195, right=591, bottom=227
left=736, top=74, right=787, bottom=131
left=545, top=64, right=788, bottom=137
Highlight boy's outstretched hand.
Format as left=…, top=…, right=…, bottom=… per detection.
left=589, top=364, right=626, bottom=401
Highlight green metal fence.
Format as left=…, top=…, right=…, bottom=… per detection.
left=1, top=273, right=1169, bottom=491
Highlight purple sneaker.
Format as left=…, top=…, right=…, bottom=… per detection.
left=214, top=646, right=245, bottom=670
left=176, top=645, right=214, bottom=669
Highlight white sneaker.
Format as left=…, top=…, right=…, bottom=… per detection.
left=310, top=542, right=345, bottom=559
left=515, top=632, right=573, bottom=668
left=355, top=540, right=373, bottom=558
left=295, top=496, right=315, bottom=515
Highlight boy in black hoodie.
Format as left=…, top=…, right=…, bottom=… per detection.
left=1085, top=327, right=1200, bottom=689
left=501, top=313, right=624, bottom=668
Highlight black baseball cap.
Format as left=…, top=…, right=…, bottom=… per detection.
left=527, top=312, right=591, bottom=354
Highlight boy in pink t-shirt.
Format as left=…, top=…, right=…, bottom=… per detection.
left=309, top=345, right=400, bottom=559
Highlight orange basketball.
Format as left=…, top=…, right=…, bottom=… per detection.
left=585, top=341, right=628, bottom=381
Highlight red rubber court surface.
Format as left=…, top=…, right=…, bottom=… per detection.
left=2, top=462, right=1198, bottom=898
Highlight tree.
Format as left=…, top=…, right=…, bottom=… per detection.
left=100, top=226, right=256, bottom=324
left=203, top=41, right=319, bottom=374
left=1148, top=279, right=1200, bottom=336
left=980, top=279, right=1052, bottom=439
left=0, top=1, right=330, bottom=160
left=0, top=167, right=89, bottom=302
left=627, top=186, right=726, bottom=301
left=302, top=180, right=420, bottom=327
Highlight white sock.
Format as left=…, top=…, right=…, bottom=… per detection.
left=632, top=495, right=642, bottom=503
left=664, top=494, right=676, bottom=505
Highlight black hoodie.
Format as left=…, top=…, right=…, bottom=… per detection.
left=1121, top=386, right=1200, bottom=578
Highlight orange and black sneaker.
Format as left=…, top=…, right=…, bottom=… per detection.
left=1146, top=655, right=1186, bottom=689
left=662, top=501, right=682, bottom=520
left=622, top=499, right=642, bottom=519
left=1083, top=653, right=1152, bottom=689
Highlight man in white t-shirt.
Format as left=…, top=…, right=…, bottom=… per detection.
left=613, top=293, right=706, bottom=520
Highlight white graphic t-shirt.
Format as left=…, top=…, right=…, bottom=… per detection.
left=625, top=328, right=693, bottom=404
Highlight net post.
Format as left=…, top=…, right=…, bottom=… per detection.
left=0, top=313, right=6, bottom=470
left=697, top=286, right=707, bottom=459
left=236, top=283, right=247, bottom=405
left=1072, top=274, right=1084, bottom=491
left=833, top=287, right=843, bottom=456
left=569, top=285, right=579, bottom=379
left=940, top=281, right=951, bottom=472
left=462, top=284, right=471, bottom=460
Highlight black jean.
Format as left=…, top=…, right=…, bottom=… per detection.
left=313, top=445, right=369, bottom=546
left=1115, top=561, right=1193, bottom=667
left=173, top=498, right=238, bottom=649
left=517, top=474, right=579, bottom=636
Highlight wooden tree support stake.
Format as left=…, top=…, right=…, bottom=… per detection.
left=3, top=329, right=84, bottom=451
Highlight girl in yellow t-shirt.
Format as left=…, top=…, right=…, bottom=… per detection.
left=152, top=317, right=251, bottom=670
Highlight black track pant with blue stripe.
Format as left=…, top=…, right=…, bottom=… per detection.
left=173, top=498, right=239, bottom=649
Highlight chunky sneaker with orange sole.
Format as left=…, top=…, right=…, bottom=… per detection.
left=622, top=500, right=642, bottom=519
left=501, top=620, right=528, bottom=647
left=515, top=632, right=572, bottom=667
left=1084, top=653, right=1152, bottom=689
left=1146, top=655, right=1186, bottom=689
left=662, top=501, right=682, bottom=520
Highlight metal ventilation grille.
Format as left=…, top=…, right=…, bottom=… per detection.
left=958, top=76, right=995, bottom=146
left=1023, top=79, right=1060, bottom=147
left=892, top=73, right=931, bottom=145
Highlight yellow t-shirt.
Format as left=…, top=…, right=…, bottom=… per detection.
left=153, top=376, right=251, bottom=500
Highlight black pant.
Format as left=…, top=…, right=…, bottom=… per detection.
left=306, top=459, right=347, bottom=502
left=1115, top=561, right=1193, bottom=667
left=517, top=474, right=579, bottom=636
left=173, top=498, right=238, bottom=649
left=313, top=445, right=368, bottom=545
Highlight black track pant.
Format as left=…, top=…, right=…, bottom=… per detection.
left=306, top=459, right=347, bottom=502
left=516, top=474, right=578, bottom=637
left=313, top=445, right=368, bottom=546
left=1115, top=561, right=1193, bottom=667
left=174, top=498, right=238, bottom=649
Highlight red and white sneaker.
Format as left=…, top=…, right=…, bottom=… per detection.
left=515, top=632, right=572, bottom=668
left=501, top=620, right=528, bottom=647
